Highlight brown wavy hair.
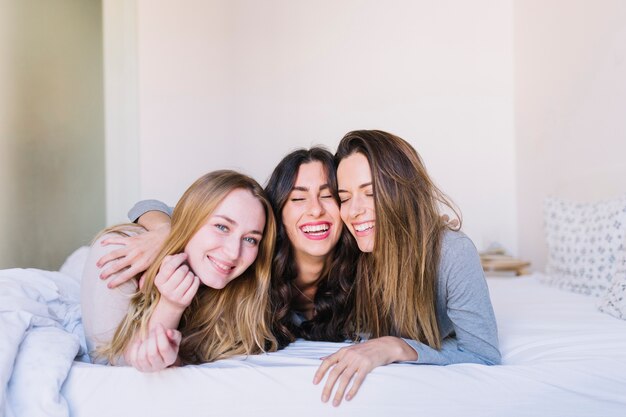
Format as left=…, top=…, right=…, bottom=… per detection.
left=98, top=170, right=278, bottom=364
left=335, top=130, right=461, bottom=349
left=265, top=147, right=357, bottom=347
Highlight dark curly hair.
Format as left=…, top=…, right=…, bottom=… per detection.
left=265, top=147, right=357, bottom=347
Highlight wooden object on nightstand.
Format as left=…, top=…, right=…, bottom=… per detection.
left=480, top=248, right=531, bottom=276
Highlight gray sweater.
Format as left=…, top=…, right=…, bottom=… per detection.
left=129, top=200, right=501, bottom=366
left=401, top=230, right=500, bottom=365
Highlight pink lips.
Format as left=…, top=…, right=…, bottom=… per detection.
left=299, top=221, right=332, bottom=241
left=207, top=255, right=235, bottom=276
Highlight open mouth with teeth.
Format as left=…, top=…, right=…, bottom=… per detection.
left=299, top=222, right=331, bottom=240
left=207, top=255, right=235, bottom=275
left=353, top=221, right=375, bottom=236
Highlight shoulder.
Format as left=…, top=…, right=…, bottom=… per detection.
left=440, top=229, right=480, bottom=262
left=438, top=229, right=484, bottom=289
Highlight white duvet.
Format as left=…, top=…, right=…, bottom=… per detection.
left=0, top=267, right=85, bottom=417
left=1, top=249, right=626, bottom=417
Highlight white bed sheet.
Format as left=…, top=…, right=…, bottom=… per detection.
left=61, top=275, right=626, bottom=417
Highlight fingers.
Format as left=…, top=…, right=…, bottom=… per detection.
left=98, top=231, right=162, bottom=283
left=155, top=254, right=199, bottom=308
left=158, top=327, right=181, bottom=365
left=144, top=329, right=163, bottom=368
left=166, top=329, right=182, bottom=346
left=345, top=371, right=367, bottom=402
left=180, top=274, right=200, bottom=306
left=314, top=344, right=381, bottom=406
left=138, top=272, right=147, bottom=290
left=332, top=366, right=358, bottom=406
left=127, top=325, right=180, bottom=372
left=106, top=264, right=140, bottom=289
left=154, top=254, right=188, bottom=287
left=321, top=360, right=349, bottom=405
left=313, top=353, right=337, bottom=385
left=100, top=235, right=129, bottom=247
left=96, top=246, right=127, bottom=269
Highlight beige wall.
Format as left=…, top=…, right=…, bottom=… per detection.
left=103, top=0, right=140, bottom=226
left=6, top=1, right=622, bottom=272
left=106, top=0, right=517, bottom=252
left=0, top=0, right=105, bottom=269
left=515, top=0, right=626, bottom=271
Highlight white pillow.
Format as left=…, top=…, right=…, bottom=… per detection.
left=599, top=251, right=626, bottom=320
left=543, top=196, right=626, bottom=297
left=59, top=246, right=90, bottom=281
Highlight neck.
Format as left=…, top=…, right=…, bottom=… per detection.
left=293, top=251, right=326, bottom=289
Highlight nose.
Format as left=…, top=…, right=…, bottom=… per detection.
left=308, top=197, right=325, bottom=217
left=222, top=236, right=241, bottom=261
left=348, top=195, right=365, bottom=218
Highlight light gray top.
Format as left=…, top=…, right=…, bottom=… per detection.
left=128, top=199, right=173, bottom=223
left=400, top=230, right=500, bottom=365
left=129, top=200, right=501, bottom=366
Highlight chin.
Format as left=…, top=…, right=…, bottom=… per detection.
left=200, top=275, right=229, bottom=290
left=357, top=240, right=374, bottom=253
left=309, top=246, right=335, bottom=257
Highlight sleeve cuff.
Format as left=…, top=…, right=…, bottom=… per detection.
left=127, top=200, right=173, bottom=223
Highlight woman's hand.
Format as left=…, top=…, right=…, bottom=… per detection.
left=441, top=214, right=459, bottom=228
left=97, top=225, right=170, bottom=288
left=125, top=324, right=182, bottom=372
left=154, top=253, right=200, bottom=311
left=313, top=336, right=418, bottom=406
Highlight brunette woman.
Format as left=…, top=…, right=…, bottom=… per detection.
left=313, top=130, right=501, bottom=406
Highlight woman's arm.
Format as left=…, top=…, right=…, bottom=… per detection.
left=81, top=232, right=141, bottom=364
left=147, top=253, right=200, bottom=331
left=313, top=232, right=501, bottom=405
left=401, top=233, right=501, bottom=366
left=122, top=253, right=199, bottom=371
left=97, top=200, right=174, bottom=287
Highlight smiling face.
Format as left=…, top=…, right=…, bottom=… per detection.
left=337, top=152, right=375, bottom=253
left=281, top=161, right=342, bottom=263
left=184, top=188, right=266, bottom=289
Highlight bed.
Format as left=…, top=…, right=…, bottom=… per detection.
left=2, top=244, right=625, bottom=417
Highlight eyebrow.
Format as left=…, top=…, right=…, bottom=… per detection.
left=214, top=214, right=263, bottom=236
left=338, top=182, right=372, bottom=193
left=292, top=184, right=331, bottom=192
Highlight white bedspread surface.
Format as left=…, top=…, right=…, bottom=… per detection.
left=63, top=275, right=626, bottom=417
left=2, top=260, right=626, bottom=417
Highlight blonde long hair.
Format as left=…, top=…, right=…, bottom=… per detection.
left=335, top=130, right=461, bottom=349
left=99, top=170, right=278, bottom=364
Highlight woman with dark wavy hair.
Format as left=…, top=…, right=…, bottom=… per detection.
left=313, top=130, right=501, bottom=406
left=264, top=147, right=357, bottom=346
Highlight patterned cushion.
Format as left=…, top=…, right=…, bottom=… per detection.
left=598, top=252, right=626, bottom=319
left=543, top=196, right=626, bottom=296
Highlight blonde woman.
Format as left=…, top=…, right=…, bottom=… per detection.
left=81, top=170, right=277, bottom=370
